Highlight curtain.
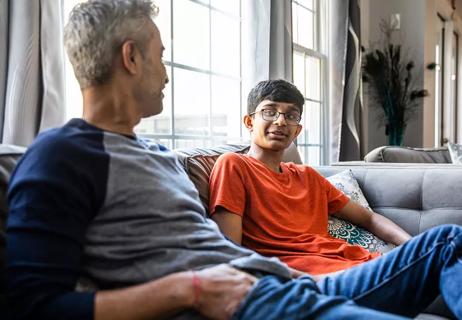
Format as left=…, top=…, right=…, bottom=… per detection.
left=329, top=0, right=362, bottom=162
left=0, top=0, right=65, bottom=147
left=242, top=0, right=292, bottom=96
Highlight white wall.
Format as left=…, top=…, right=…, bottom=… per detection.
left=360, top=0, right=426, bottom=152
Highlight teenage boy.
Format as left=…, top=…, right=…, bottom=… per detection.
left=209, top=79, right=412, bottom=275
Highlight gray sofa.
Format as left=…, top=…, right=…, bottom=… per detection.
left=2, top=144, right=460, bottom=319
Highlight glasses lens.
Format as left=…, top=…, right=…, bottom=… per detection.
left=261, top=109, right=278, bottom=121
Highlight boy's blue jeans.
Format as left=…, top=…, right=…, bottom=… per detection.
left=234, top=224, right=462, bottom=319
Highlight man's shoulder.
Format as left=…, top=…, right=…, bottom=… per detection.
left=32, top=119, right=104, bottom=156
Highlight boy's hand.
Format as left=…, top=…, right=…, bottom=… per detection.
left=193, top=264, right=257, bottom=320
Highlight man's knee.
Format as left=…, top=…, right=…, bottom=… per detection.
left=428, top=224, right=462, bottom=242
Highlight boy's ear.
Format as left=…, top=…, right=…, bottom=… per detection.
left=243, top=114, right=253, bottom=132
left=293, top=124, right=303, bottom=141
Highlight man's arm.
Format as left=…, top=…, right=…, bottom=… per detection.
left=332, top=200, right=412, bottom=245
left=95, top=264, right=257, bottom=320
left=211, top=206, right=243, bottom=245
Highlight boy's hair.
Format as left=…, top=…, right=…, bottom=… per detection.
left=247, top=80, right=305, bottom=115
left=64, top=0, right=158, bottom=89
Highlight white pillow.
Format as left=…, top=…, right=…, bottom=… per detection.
left=448, top=142, right=462, bottom=164
left=326, top=169, right=396, bottom=254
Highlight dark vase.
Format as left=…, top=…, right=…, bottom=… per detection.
left=386, top=123, right=405, bottom=146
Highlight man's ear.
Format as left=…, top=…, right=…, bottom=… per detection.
left=121, top=40, right=140, bottom=75
left=243, top=114, right=253, bottom=132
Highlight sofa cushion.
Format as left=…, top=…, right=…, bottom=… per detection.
left=364, top=146, right=451, bottom=163
left=326, top=170, right=395, bottom=253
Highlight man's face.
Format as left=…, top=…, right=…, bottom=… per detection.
left=136, top=21, right=168, bottom=117
left=245, top=100, right=302, bottom=151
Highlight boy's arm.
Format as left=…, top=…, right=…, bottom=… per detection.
left=332, top=200, right=412, bottom=245
left=211, top=206, right=243, bottom=244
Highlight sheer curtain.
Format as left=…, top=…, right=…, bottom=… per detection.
left=0, top=0, right=65, bottom=147
left=329, top=0, right=362, bottom=162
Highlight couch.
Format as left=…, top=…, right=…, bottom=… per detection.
left=364, top=146, right=451, bottom=163
left=1, top=143, right=460, bottom=319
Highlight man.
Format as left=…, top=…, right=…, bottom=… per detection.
left=209, top=79, right=411, bottom=275
left=6, top=1, right=462, bottom=319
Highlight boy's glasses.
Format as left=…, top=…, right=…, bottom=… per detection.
left=250, top=109, right=301, bottom=126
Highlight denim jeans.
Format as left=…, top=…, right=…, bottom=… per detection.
left=233, top=224, right=462, bottom=320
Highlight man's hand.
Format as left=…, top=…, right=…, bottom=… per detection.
left=194, top=264, right=257, bottom=320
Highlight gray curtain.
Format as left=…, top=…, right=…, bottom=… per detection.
left=329, top=0, right=362, bottom=162
left=0, top=0, right=65, bottom=147
left=242, top=0, right=292, bottom=95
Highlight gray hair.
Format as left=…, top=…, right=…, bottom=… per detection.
left=64, top=0, right=159, bottom=89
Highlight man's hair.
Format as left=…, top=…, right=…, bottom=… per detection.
left=247, top=79, right=305, bottom=115
left=64, top=0, right=159, bottom=89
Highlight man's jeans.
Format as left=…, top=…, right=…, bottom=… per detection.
left=234, top=224, right=462, bottom=319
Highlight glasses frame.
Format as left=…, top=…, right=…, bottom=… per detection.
left=249, top=109, right=302, bottom=126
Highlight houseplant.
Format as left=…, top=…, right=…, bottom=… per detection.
left=362, top=20, right=428, bottom=146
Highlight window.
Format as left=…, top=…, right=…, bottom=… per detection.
left=63, top=0, right=244, bottom=150
left=292, top=0, right=327, bottom=165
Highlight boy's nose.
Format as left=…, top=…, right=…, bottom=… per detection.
left=273, top=113, right=288, bottom=126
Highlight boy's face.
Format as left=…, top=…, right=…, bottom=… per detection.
left=244, top=100, right=302, bottom=152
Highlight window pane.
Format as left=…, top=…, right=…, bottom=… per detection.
left=135, top=67, right=172, bottom=135
left=305, top=101, right=321, bottom=144
left=211, top=0, right=239, bottom=16
left=211, top=11, right=240, bottom=76
left=297, top=146, right=320, bottom=165
left=173, top=0, right=210, bottom=70
left=155, top=0, right=172, bottom=62
left=175, top=139, right=214, bottom=149
left=173, top=68, right=210, bottom=136
left=211, top=76, right=241, bottom=138
left=307, top=146, right=320, bottom=165
left=305, top=56, right=320, bottom=101
left=297, top=6, right=314, bottom=49
left=292, top=4, right=298, bottom=44
left=293, top=51, right=305, bottom=96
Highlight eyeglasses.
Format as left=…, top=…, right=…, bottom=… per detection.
left=249, top=109, right=301, bottom=125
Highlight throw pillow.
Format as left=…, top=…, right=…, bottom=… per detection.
left=326, top=170, right=396, bottom=254
left=448, top=142, right=462, bottom=164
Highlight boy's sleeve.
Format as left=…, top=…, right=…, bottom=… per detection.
left=209, top=153, right=247, bottom=217
left=309, top=169, right=349, bottom=213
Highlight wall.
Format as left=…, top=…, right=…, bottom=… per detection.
left=360, top=0, right=426, bottom=152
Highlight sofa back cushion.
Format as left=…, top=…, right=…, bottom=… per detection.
left=364, top=146, right=451, bottom=163
left=316, top=164, right=462, bottom=236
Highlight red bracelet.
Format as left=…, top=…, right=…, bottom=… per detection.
left=192, top=271, right=201, bottom=306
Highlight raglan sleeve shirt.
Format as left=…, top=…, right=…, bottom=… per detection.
left=6, top=129, right=109, bottom=319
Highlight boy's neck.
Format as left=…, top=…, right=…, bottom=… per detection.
left=247, top=144, right=284, bottom=173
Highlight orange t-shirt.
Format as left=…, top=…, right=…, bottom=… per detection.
left=209, top=153, right=379, bottom=275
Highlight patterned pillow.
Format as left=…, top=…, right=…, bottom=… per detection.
left=326, top=170, right=396, bottom=254
left=448, top=142, right=462, bottom=164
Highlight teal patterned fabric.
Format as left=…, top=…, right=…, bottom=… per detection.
left=326, top=170, right=396, bottom=254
